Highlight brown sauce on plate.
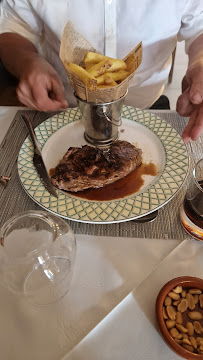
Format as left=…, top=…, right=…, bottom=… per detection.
left=49, top=168, right=55, bottom=177
left=70, top=162, right=157, bottom=201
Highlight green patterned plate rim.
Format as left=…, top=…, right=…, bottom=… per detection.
left=18, top=106, right=189, bottom=224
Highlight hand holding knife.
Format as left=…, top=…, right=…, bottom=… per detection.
left=22, top=114, right=58, bottom=198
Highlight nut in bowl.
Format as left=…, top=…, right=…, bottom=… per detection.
left=156, top=277, right=203, bottom=359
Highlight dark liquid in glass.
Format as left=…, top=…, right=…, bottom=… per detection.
left=183, top=180, right=203, bottom=229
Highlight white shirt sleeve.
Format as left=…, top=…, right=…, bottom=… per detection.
left=177, top=0, right=203, bottom=53
left=0, top=0, right=43, bottom=51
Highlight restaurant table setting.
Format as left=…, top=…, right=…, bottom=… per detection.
left=0, top=105, right=202, bottom=360
left=1, top=106, right=200, bottom=238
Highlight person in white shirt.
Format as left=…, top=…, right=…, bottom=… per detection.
left=0, top=0, right=203, bottom=143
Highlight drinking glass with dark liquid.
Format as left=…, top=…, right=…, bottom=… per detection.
left=180, top=158, right=203, bottom=240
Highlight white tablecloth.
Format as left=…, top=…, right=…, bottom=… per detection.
left=0, top=233, right=181, bottom=360
left=64, top=239, right=203, bottom=360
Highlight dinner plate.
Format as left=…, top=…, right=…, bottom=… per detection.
left=18, top=106, right=189, bottom=224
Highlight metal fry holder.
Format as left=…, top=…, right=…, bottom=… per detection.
left=75, top=92, right=127, bottom=147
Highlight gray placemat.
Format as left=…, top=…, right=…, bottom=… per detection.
left=0, top=109, right=201, bottom=239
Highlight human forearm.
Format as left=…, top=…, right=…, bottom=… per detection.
left=0, top=32, right=39, bottom=79
left=176, top=33, right=203, bottom=143
left=188, top=33, right=203, bottom=64
left=0, top=32, right=67, bottom=111
left=186, top=33, right=203, bottom=106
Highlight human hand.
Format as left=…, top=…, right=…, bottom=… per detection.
left=16, top=55, right=68, bottom=111
left=176, top=57, right=203, bottom=143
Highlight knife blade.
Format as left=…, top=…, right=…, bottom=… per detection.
left=22, top=114, right=58, bottom=198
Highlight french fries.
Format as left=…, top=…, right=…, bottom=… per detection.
left=96, top=70, right=129, bottom=85
left=87, top=59, right=113, bottom=77
left=84, top=51, right=107, bottom=64
left=64, top=62, right=97, bottom=90
left=65, top=51, right=131, bottom=89
left=105, top=59, right=127, bottom=72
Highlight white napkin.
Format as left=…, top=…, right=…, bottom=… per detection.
left=0, top=235, right=180, bottom=360
left=0, top=107, right=26, bottom=144
left=64, top=239, right=203, bottom=360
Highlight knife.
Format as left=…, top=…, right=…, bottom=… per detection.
left=22, top=114, right=58, bottom=198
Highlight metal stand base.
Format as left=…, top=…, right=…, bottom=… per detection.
left=84, top=132, right=118, bottom=147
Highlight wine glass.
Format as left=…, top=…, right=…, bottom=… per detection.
left=0, top=210, right=76, bottom=305
left=180, top=158, right=203, bottom=240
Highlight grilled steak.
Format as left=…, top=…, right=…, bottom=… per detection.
left=51, top=140, right=142, bottom=192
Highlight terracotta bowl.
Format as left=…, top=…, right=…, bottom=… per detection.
left=156, top=276, right=203, bottom=360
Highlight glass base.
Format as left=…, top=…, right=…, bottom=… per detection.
left=24, top=257, right=72, bottom=305
left=180, top=204, right=203, bottom=241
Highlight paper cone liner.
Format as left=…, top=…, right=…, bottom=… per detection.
left=60, top=22, right=142, bottom=103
